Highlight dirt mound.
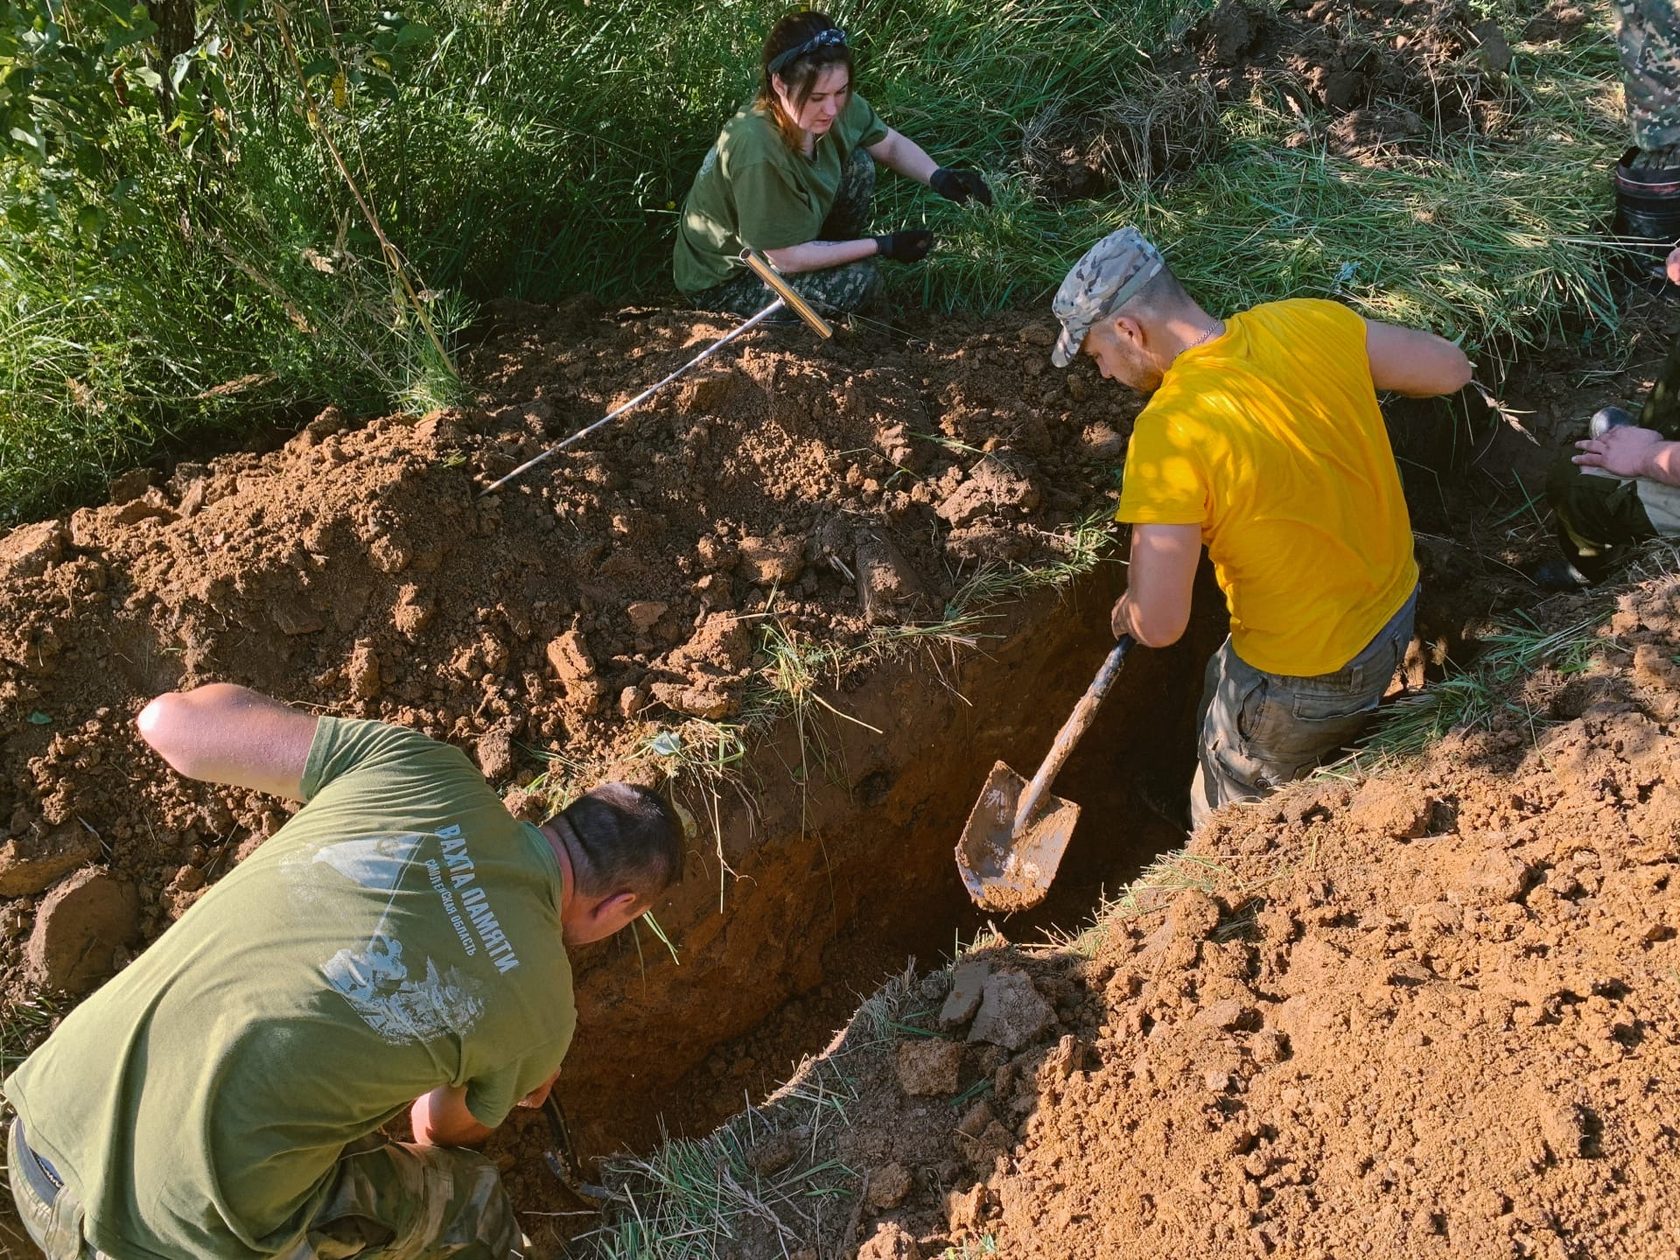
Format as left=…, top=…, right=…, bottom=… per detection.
left=1024, top=0, right=1525, bottom=194
left=0, top=305, right=1129, bottom=982
left=692, top=573, right=1680, bottom=1259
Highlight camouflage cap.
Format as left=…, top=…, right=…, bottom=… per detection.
left=1050, top=227, right=1166, bottom=368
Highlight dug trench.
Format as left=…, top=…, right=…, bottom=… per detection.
left=0, top=287, right=1655, bottom=1251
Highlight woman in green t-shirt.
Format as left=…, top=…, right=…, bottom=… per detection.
left=674, top=10, right=992, bottom=316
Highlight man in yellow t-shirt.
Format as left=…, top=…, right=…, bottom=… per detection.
left=1049, top=228, right=1473, bottom=829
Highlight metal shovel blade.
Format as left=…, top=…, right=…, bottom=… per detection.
left=955, top=760, right=1081, bottom=913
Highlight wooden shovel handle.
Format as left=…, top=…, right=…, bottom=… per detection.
left=1013, top=635, right=1134, bottom=833
left=739, top=249, right=834, bottom=340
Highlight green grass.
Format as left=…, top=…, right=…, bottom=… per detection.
left=573, top=965, right=923, bottom=1259
left=0, top=993, right=64, bottom=1073
left=1330, top=608, right=1611, bottom=771
left=1, top=0, right=1631, bottom=525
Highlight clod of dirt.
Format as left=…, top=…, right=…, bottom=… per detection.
left=945, top=1184, right=990, bottom=1236
left=736, top=535, right=804, bottom=586
left=1143, top=888, right=1222, bottom=970
left=1194, top=997, right=1258, bottom=1031
left=1537, top=1099, right=1592, bottom=1160
left=475, top=722, right=518, bottom=781
left=1079, top=423, right=1126, bottom=461
left=1348, top=779, right=1432, bottom=840
left=1203, top=0, right=1262, bottom=65
left=545, top=630, right=603, bottom=717
left=856, top=533, right=928, bottom=627
left=1470, top=19, right=1512, bottom=72
left=940, top=959, right=991, bottom=1029
left=26, top=868, right=139, bottom=994
left=1043, top=1032, right=1091, bottom=1078
left=1522, top=0, right=1587, bottom=42
left=895, top=1038, right=964, bottom=1097
left=866, top=1162, right=914, bottom=1209
left=746, top=1125, right=809, bottom=1177
left=625, top=601, right=667, bottom=632
left=345, top=639, right=381, bottom=700
left=0, top=520, right=67, bottom=582
left=1251, top=1028, right=1290, bottom=1063
left=967, top=970, right=1055, bottom=1051
left=934, top=454, right=1041, bottom=528
left=649, top=679, right=735, bottom=720
left=857, top=1222, right=922, bottom=1260
left=1459, top=850, right=1532, bottom=905
left=0, top=824, right=100, bottom=897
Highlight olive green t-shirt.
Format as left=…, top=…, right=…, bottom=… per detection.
left=2, top=718, right=574, bottom=1258
left=673, top=91, right=889, bottom=293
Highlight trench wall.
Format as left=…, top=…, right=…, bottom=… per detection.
left=558, top=561, right=1227, bottom=1153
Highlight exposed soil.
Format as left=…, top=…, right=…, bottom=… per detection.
left=1022, top=0, right=1540, bottom=196
left=0, top=301, right=1210, bottom=1254
left=646, top=569, right=1680, bottom=1260
left=4, top=282, right=1678, bottom=1259
left=0, top=300, right=1137, bottom=979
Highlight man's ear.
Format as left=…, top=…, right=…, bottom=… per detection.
left=1113, top=314, right=1147, bottom=349
left=592, top=890, right=641, bottom=926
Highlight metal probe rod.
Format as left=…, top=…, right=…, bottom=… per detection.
left=479, top=297, right=789, bottom=496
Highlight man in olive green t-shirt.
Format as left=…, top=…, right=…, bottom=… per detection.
left=3, top=683, right=682, bottom=1259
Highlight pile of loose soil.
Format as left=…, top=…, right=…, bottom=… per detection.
left=0, top=305, right=1132, bottom=989
left=702, top=571, right=1680, bottom=1260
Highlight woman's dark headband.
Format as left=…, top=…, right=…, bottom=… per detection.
left=767, top=27, right=849, bottom=77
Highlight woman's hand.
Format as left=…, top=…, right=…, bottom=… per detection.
left=931, top=167, right=993, bottom=207
left=873, top=229, right=935, bottom=263
left=1574, top=424, right=1667, bottom=479
left=1667, top=245, right=1680, bottom=286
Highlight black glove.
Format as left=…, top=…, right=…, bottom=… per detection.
left=930, top=166, right=993, bottom=207
left=873, top=229, right=935, bottom=263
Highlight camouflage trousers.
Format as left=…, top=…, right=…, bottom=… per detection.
left=1615, top=0, right=1680, bottom=153
left=691, top=148, right=882, bottom=317
left=1190, top=588, right=1416, bottom=832
left=1548, top=337, right=1680, bottom=574
left=8, top=1120, right=524, bottom=1260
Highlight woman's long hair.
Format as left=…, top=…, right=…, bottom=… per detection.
left=755, top=10, right=853, bottom=151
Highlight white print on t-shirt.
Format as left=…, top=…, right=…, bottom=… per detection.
left=287, top=831, right=486, bottom=1046
left=433, top=824, right=521, bottom=974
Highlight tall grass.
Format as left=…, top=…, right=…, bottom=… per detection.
left=0, top=0, right=1628, bottom=526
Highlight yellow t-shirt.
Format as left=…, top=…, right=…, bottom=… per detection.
left=1115, top=298, right=1418, bottom=677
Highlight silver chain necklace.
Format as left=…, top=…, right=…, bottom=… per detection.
left=1186, top=319, right=1225, bottom=351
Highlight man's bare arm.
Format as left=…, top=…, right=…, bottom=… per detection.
left=136, top=684, right=319, bottom=800
left=1110, top=523, right=1202, bottom=647
left=1364, top=320, right=1473, bottom=398
left=411, top=1085, right=495, bottom=1148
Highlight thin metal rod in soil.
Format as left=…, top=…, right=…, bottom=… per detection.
left=482, top=251, right=830, bottom=495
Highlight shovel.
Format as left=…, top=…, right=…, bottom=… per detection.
left=956, top=635, right=1134, bottom=912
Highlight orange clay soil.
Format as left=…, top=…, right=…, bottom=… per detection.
left=697, top=573, right=1680, bottom=1260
